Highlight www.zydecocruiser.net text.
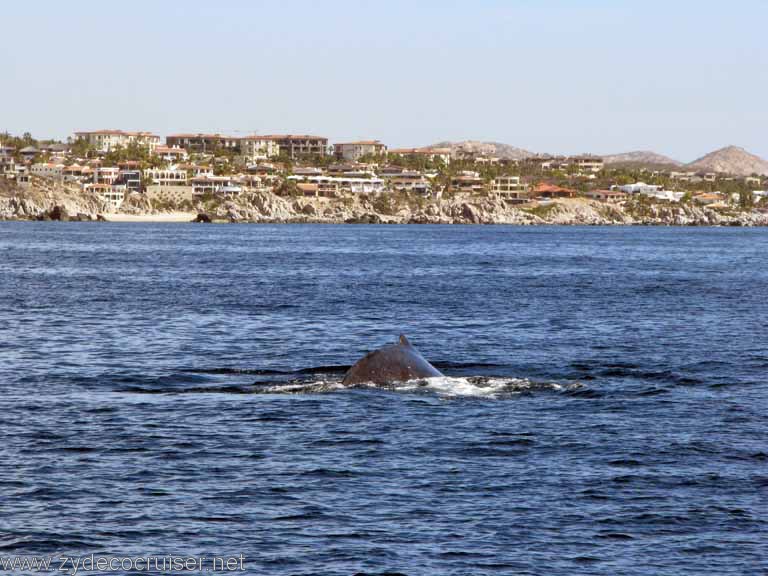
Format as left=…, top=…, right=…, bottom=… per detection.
left=0, top=554, right=247, bottom=574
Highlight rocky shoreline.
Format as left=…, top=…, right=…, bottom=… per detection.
left=2, top=184, right=768, bottom=226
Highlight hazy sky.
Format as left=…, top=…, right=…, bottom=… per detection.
left=3, top=0, right=766, bottom=160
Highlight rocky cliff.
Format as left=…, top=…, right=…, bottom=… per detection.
left=0, top=183, right=105, bottom=221
left=2, top=182, right=767, bottom=226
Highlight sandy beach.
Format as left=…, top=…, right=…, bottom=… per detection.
left=103, top=211, right=197, bottom=223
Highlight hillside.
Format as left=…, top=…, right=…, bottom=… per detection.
left=686, top=146, right=768, bottom=176
left=602, top=150, right=683, bottom=168
left=431, top=140, right=535, bottom=160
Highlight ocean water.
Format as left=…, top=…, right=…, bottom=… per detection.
left=1, top=222, right=766, bottom=576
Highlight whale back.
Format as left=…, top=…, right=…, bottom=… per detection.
left=342, top=335, right=443, bottom=386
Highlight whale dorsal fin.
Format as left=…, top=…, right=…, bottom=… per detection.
left=399, top=334, right=411, bottom=346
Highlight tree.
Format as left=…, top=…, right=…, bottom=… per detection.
left=738, top=189, right=754, bottom=210
left=70, top=138, right=93, bottom=158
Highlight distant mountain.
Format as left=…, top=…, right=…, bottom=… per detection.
left=686, top=146, right=768, bottom=176
left=430, top=140, right=535, bottom=160
left=601, top=150, right=683, bottom=168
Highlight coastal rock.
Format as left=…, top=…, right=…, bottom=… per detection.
left=300, top=202, right=317, bottom=216
left=3, top=179, right=768, bottom=227
left=345, top=212, right=383, bottom=224
left=49, top=205, right=70, bottom=221
left=219, top=201, right=244, bottom=222
left=461, top=203, right=482, bottom=224
left=194, top=213, right=212, bottom=223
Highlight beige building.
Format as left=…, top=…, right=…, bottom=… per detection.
left=584, top=189, right=628, bottom=203
left=74, top=130, right=161, bottom=153
left=450, top=171, right=485, bottom=194
left=491, top=175, right=526, bottom=201
left=381, top=170, right=431, bottom=194
left=669, top=171, right=698, bottom=182
left=388, top=147, right=452, bottom=165
left=693, top=192, right=725, bottom=205
left=240, top=136, right=281, bottom=161
left=334, top=140, right=387, bottom=161
left=165, top=134, right=241, bottom=154
left=63, top=164, right=93, bottom=182
left=569, top=156, right=604, bottom=173
left=191, top=175, right=238, bottom=195
left=265, top=135, right=329, bottom=158
left=30, top=163, right=65, bottom=180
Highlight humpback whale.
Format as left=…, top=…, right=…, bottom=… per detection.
left=342, top=335, right=443, bottom=386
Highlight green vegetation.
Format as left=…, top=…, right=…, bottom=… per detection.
left=274, top=180, right=300, bottom=197
left=102, top=142, right=164, bottom=168
left=69, top=138, right=93, bottom=158
left=1, top=131, right=38, bottom=151
left=738, top=189, right=755, bottom=209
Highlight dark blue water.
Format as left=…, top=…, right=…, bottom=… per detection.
left=1, top=223, right=766, bottom=576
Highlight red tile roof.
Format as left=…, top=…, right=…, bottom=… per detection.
left=75, top=130, right=159, bottom=137
left=336, top=140, right=384, bottom=146
left=533, top=183, right=576, bottom=194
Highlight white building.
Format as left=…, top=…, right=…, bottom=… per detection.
left=153, top=146, right=189, bottom=163
left=179, top=164, right=214, bottom=178
left=144, top=168, right=188, bottom=187
left=619, top=182, right=662, bottom=195
left=94, top=166, right=120, bottom=185
left=85, top=183, right=127, bottom=211
left=288, top=175, right=385, bottom=194
left=618, top=182, right=684, bottom=202
left=647, top=190, right=685, bottom=202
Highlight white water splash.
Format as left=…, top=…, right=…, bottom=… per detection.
left=253, top=380, right=347, bottom=394
left=251, top=376, right=581, bottom=398
left=395, top=376, right=571, bottom=398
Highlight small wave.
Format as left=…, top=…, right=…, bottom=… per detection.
left=118, top=384, right=257, bottom=394
left=185, top=364, right=350, bottom=376
left=431, top=361, right=507, bottom=370
left=249, top=380, right=348, bottom=394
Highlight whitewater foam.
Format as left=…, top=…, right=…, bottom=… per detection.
left=250, top=376, right=580, bottom=399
